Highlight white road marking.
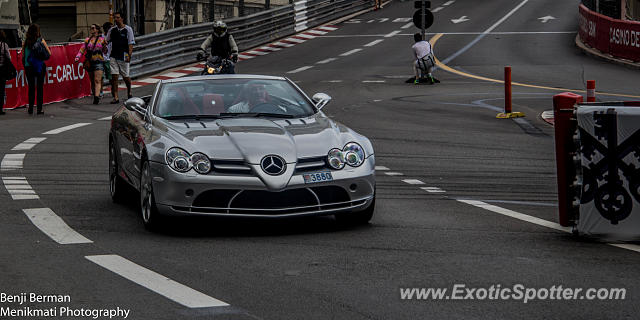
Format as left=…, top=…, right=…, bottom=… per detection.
left=432, top=6, right=444, bottom=13
left=305, top=29, right=327, bottom=35
left=375, top=166, right=389, bottom=171
left=379, top=18, right=389, bottom=23
left=23, top=208, right=93, bottom=244
left=296, top=33, right=316, bottom=39
left=373, top=99, right=382, bottom=102
left=440, top=0, right=529, bottom=65
left=86, top=255, right=229, bottom=308
left=385, top=172, right=404, bottom=176
left=362, top=80, right=385, bottom=83
left=182, top=67, right=202, bottom=72
left=401, top=22, right=414, bottom=29
left=403, top=179, right=425, bottom=185
left=393, top=18, right=412, bottom=22
left=324, top=80, right=343, bottom=83
left=271, top=41, right=295, bottom=47
left=364, top=39, right=384, bottom=47
left=458, top=200, right=569, bottom=232
left=98, top=116, right=112, bottom=121
left=384, top=30, right=401, bottom=38
left=43, top=123, right=92, bottom=135
left=317, top=26, right=338, bottom=31
left=260, top=46, right=281, bottom=51
left=246, top=50, right=268, bottom=55
left=139, top=78, right=161, bottom=84
left=421, top=187, right=446, bottom=193
left=339, top=48, right=362, bottom=56
left=1, top=154, right=26, bottom=171
left=443, top=0, right=455, bottom=5
left=316, top=58, right=337, bottom=64
left=238, top=54, right=254, bottom=59
left=451, top=16, right=470, bottom=24
left=287, top=66, right=314, bottom=74
left=284, top=37, right=306, bottom=43
left=3, top=177, right=39, bottom=200
left=12, top=137, right=47, bottom=151
left=159, top=72, right=186, bottom=78
left=538, top=15, right=556, bottom=23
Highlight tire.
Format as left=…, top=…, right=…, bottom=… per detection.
left=140, top=160, right=163, bottom=231
left=109, top=139, right=127, bottom=203
left=335, top=197, right=375, bottom=226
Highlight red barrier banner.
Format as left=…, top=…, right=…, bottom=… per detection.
left=4, top=43, right=91, bottom=110
left=609, top=19, right=640, bottom=62
left=579, top=4, right=597, bottom=48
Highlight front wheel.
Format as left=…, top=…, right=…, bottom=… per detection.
left=140, top=161, right=163, bottom=230
left=335, top=197, right=375, bottom=226
left=109, top=139, right=127, bottom=203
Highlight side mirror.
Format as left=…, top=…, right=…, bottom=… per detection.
left=124, top=97, right=147, bottom=116
left=312, top=93, right=332, bottom=110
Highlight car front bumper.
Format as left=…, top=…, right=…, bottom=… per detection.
left=149, top=156, right=375, bottom=218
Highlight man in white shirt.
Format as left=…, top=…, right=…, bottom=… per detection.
left=412, top=33, right=438, bottom=84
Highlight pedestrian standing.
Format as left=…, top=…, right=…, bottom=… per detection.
left=0, top=30, right=12, bottom=115
left=21, top=24, right=51, bottom=115
left=75, top=24, right=107, bottom=104
left=101, top=21, right=113, bottom=99
left=105, top=12, right=135, bottom=104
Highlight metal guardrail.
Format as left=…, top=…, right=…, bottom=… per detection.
left=130, top=0, right=372, bottom=79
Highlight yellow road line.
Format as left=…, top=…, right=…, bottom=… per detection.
left=429, top=33, right=640, bottom=99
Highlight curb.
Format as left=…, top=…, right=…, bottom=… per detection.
left=575, top=35, right=640, bottom=70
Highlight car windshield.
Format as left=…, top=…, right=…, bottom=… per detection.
left=154, top=78, right=315, bottom=119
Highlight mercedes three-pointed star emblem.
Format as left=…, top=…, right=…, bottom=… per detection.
left=260, top=155, right=286, bottom=175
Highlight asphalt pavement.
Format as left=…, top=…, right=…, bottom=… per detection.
left=2, top=0, right=640, bottom=319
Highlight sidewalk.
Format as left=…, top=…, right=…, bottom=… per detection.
left=575, top=35, right=640, bottom=70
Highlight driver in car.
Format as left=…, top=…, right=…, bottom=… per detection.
left=227, top=84, right=270, bottom=113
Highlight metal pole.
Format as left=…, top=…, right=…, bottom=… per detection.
left=266, top=0, right=270, bottom=10
left=174, top=0, right=181, bottom=27
left=239, top=0, right=245, bottom=17
left=109, top=0, right=113, bottom=23
left=421, top=1, right=425, bottom=39
left=210, top=0, right=215, bottom=21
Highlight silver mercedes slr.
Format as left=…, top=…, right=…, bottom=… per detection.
left=109, top=75, right=375, bottom=229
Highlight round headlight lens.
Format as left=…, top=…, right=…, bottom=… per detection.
left=191, top=152, right=211, bottom=174
left=327, top=148, right=345, bottom=170
left=166, top=147, right=191, bottom=172
left=343, top=142, right=365, bottom=167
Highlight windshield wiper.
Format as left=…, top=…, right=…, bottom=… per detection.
left=162, top=115, right=221, bottom=120
left=219, top=112, right=294, bottom=118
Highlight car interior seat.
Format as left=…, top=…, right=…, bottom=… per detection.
left=202, top=93, right=225, bottom=115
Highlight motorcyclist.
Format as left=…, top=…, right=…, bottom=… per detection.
left=198, top=21, right=238, bottom=73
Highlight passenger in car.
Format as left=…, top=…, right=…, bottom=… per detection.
left=227, top=84, right=270, bottom=113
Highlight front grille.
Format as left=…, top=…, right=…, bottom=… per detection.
left=295, top=156, right=328, bottom=173
left=184, top=186, right=365, bottom=216
left=210, top=159, right=252, bottom=175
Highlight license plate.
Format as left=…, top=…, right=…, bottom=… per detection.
left=303, top=171, right=333, bottom=184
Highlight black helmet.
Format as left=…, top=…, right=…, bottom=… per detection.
left=213, top=20, right=227, bottom=37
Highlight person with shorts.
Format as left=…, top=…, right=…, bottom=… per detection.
left=105, top=12, right=135, bottom=104
left=75, top=24, right=107, bottom=104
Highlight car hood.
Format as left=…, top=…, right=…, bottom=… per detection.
left=158, top=113, right=352, bottom=164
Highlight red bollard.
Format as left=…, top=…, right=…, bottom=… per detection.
left=586, top=80, right=596, bottom=102
left=504, top=66, right=512, bottom=113
left=553, top=92, right=583, bottom=227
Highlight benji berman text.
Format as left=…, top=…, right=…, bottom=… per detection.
left=1, top=292, right=71, bottom=305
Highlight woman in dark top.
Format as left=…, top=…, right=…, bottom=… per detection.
left=21, top=24, right=51, bottom=115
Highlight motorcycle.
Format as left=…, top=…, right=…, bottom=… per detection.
left=197, top=51, right=236, bottom=75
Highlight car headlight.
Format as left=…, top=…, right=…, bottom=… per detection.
left=327, top=148, right=345, bottom=170
left=166, top=147, right=191, bottom=172
left=207, top=67, right=214, bottom=74
left=343, top=142, right=365, bottom=167
left=191, top=152, right=211, bottom=174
